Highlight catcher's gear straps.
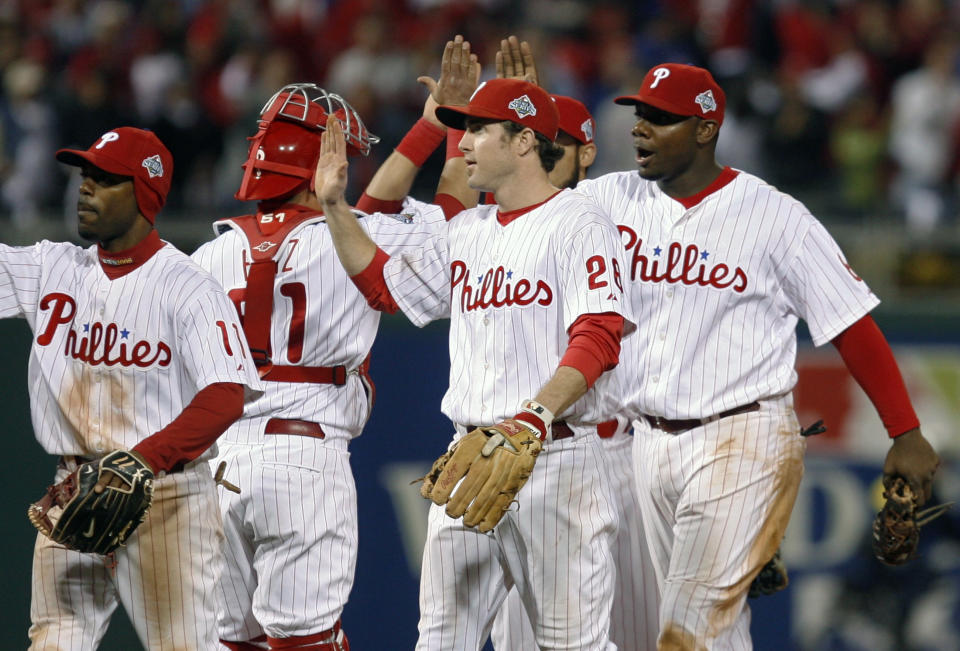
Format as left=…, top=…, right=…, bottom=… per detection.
left=214, top=214, right=372, bottom=388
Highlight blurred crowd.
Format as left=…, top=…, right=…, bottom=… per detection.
left=2, top=0, right=960, bottom=236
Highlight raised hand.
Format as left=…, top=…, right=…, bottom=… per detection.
left=495, top=35, right=539, bottom=85
left=314, top=114, right=349, bottom=206
left=418, top=34, right=481, bottom=113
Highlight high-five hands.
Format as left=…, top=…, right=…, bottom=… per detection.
left=314, top=114, right=349, bottom=207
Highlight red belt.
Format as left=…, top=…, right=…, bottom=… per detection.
left=262, top=365, right=348, bottom=385
left=264, top=418, right=325, bottom=439
left=642, top=402, right=760, bottom=434
left=465, top=419, right=618, bottom=441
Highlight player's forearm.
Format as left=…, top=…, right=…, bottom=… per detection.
left=132, top=382, right=245, bottom=472
left=830, top=314, right=919, bottom=437
left=531, top=366, right=589, bottom=417
left=320, top=196, right=378, bottom=276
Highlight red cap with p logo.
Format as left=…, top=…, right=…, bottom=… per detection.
left=56, top=127, right=173, bottom=223
left=614, top=63, right=725, bottom=125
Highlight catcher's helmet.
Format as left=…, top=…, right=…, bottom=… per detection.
left=236, top=83, right=379, bottom=202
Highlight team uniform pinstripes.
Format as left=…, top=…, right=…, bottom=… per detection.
left=0, top=239, right=261, bottom=651
left=578, top=170, right=879, bottom=420
left=578, top=169, right=879, bottom=648
left=193, top=208, right=442, bottom=443
left=490, top=425, right=661, bottom=651
left=385, top=189, right=631, bottom=428
left=384, top=188, right=631, bottom=650
left=192, top=202, right=443, bottom=643
left=1, top=242, right=258, bottom=458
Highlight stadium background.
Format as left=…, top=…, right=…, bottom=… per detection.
left=1, top=0, right=959, bottom=649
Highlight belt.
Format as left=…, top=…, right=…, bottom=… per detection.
left=464, top=419, right=618, bottom=441
left=262, top=365, right=348, bottom=385
left=264, top=418, right=325, bottom=439
left=465, top=421, right=574, bottom=441
left=642, top=401, right=761, bottom=434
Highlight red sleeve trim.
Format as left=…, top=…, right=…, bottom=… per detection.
left=831, top=314, right=920, bottom=437
left=395, top=117, right=446, bottom=167
left=356, top=193, right=403, bottom=215
left=433, top=193, right=465, bottom=221
left=349, top=247, right=399, bottom=314
left=446, top=129, right=465, bottom=159
left=559, top=313, right=624, bottom=388
left=132, top=382, right=244, bottom=472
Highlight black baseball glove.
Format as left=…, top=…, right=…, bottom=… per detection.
left=28, top=450, right=155, bottom=555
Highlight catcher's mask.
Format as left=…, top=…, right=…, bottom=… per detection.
left=236, top=83, right=379, bottom=202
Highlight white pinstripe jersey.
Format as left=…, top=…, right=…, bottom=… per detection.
left=384, top=188, right=631, bottom=429
left=191, top=203, right=444, bottom=440
left=0, top=240, right=262, bottom=457
left=577, top=170, right=880, bottom=420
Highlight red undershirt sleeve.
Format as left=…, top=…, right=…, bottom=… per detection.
left=356, top=193, right=403, bottom=215
left=830, top=314, right=920, bottom=437
left=132, top=382, right=245, bottom=473
left=433, top=193, right=466, bottom=221
left=349, top=247, right=400, bottom=314
left=559, top=313, right=625, bottom=388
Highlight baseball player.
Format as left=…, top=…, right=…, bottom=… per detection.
left=191, top=84, right=444, bottom=651
left=488, top=92, right=660, bottom=651
left=574, top=63, right=941, bottom=648
left=2, top=127, right=263, bottom=650
left=315, top=78, right=632, bottom=650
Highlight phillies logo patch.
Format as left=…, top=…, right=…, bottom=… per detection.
left=695, top=90, right=717, bottom=114
left=508, top=95, right=537, bottom=120
left=450, top=261, right=553, bottom=312
left=142, top=154, right=164, bottom=178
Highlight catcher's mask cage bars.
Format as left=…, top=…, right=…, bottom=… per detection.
left=259, top=83, right=380, bottom=156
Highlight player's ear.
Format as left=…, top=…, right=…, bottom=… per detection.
left=696, top=119, right=720, bottom=146
left=514, top=127, right=537, bottom=155
left=578, top=142, right=597, bottom=168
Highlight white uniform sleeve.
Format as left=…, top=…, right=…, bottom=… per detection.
left=780, top=217, right=880, bottom=346
left=382, top=223, right=452, bottom=327
left=557, top=203, right=634, bottom=333
left=362, top=203, right=442, bottom=258
left=402, top=196, right=449, bottom=227
left=0, top=242, right=48, bottom=320
left=176, top=283, right=264, bottom=394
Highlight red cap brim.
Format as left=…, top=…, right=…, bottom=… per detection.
left=55, top=148, right=136, bottom=178
left=435, top=105, right=510, bottom=131
left=613, top=93, right=693, bottom=118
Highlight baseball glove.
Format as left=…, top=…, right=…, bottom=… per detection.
left=28, top=450, right=155, bottom=555
left=871, top=476, right=953, bottom=566
left=419, top=420, right=543, bottom=532
left=748, top=548, right=789, bottom=598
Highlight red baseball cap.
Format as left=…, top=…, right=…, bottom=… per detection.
left=436, top=78, right=559, bottom=140
left=551, top=94, right=595, bottom=144
left=56, top=127, right=173, bottom=223
left=615, top=63, right=725, bottom=125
